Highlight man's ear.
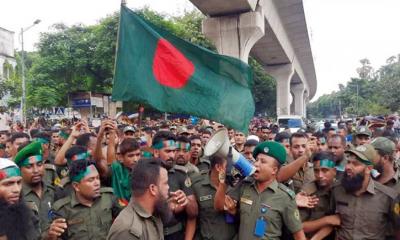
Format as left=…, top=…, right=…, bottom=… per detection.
left=153, top=149, right=160, bottom=158
left=72, top=182, right=80, bottom=193
left=149, top=184, right=157, bottom=196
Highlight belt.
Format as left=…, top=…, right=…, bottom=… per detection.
left=164, top=222, right=183, bottom=236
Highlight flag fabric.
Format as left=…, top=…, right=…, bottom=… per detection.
left=112, top=5, right=255, bottom=132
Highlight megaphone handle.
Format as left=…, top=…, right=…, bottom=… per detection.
left=225, top=146, right=234, bottom=186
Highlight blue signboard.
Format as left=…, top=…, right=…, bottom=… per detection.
left=72, top=99, right=91, bottom=108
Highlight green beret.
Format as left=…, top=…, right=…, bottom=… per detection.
left=14, top=141, right=43, bottom=167
left=253, top=141, right=287, bottom=165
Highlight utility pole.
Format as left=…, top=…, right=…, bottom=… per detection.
left=20, top=19, right=41, bottom=126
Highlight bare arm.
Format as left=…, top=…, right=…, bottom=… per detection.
left=184, top=217, right=196, bottom=240
left=54, top=123, right=82, bottom=165
left=214, top=172, right=228, bottom=212
left=292, top=230, right=306, bottom=240
left=106, top=122, right=118, bottom=165
left=310, top=226, right=334, bottom=240
left=93, top=120, right=112, bottom=179
left=185, top=195, right=198, bottom=218
left=277, top=153, right=310, bottom=182
left=303, top=215, right=340, bottom=233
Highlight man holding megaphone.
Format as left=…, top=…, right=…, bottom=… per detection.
left=214, top=140, right=306, bottom=240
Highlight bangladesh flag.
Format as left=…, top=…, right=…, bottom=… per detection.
left=112, top=5, right=255, bottom=132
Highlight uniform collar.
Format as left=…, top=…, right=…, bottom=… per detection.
left=22, top=181, right=47, bottom=196
left=366, top=177, right=376, bottom=195
left=252, top=179, right=278, bottom=193
left=131, top=200, right=152, bottom=218
left=70, top=189, right=100, bottom=207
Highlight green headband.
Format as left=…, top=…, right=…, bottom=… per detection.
left=19, top=155, right=43, bottom=167
left=176, top=142, right=191, bottom=151
left=153, top=140, right=176, bottom=150
left=318, top=159, right=335, bottom=168
left=71, top=164, right=97, bottom=183
left=67, top=152, right=91, bottom=165
left=59, top=131, right=69, bottom=140
left=0, top=167, right=21, bottom=181
left=35, top=138, right=50, bottom=144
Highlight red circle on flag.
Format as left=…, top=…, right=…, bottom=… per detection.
left=153, top=38, right=195, bottom=89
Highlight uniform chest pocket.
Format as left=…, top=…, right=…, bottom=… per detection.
left=239, top=197, right=253, bottom=217
left=100, top=210, right=113, bottom=230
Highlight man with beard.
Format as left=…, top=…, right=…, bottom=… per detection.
left=94, top=120, right=141, bottom=206
left=175, top=136, right=199, bottom=176
left=300, top=152, right=340, bottom=240
left=107, top=158, right=170, bottom=240
left=333, top=144, right=400, bottom=239
left=0, top=158, right=40, bottom=240
left=152, top=131, right=198, bottom=240
left=15, top=141, right=56, bottom=233
left=189, top=135, right=210, bottom=173
left=47, top=159, right=120, bottom=240
left=215, top=141, right=306, bottom=239
left=371, top=137, right=400, bottom=240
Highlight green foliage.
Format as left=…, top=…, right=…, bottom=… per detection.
left=6, top=7, right=276, bottom=116
left=308, top=57, right=400, bottom=118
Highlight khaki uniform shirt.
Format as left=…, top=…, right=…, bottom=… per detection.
left=107, top=200, right=164, bottom=240
left=300, top=181, right=335, bottom=239
left=51, top=187, right=119, bottom=240
left=333, top=178, right=400, bottom=240
left=286, top=155, right=315, bottom=193
left=22, top=181, right=55, bottom=232
left=229, top=179, right=303, bottom=240
left=191, top=172, right=237, bottom=240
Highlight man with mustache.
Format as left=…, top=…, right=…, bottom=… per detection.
left=47, top=159, right=120, bottom=240
left=152, top=131, right=198, bottom=240
left=333, top=144, right=400, bottom=239
left=15, top=141, right=56, bottom=234
left=0, top=158, right=40, bottom=240
left=215, top=141, right=306, bottom=240
left=175, top=135, right=199, bottom=176
left=189, top=135, right=210, bottom=173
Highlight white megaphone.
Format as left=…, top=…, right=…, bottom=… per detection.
left=204, top=129, right=255, bottom=177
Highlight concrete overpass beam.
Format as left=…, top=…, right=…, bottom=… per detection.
left=202, top=6, right=265, bottom=63
left=291, top=83, right=305, bottom=117
left=264, top=64, right=294, bottom=116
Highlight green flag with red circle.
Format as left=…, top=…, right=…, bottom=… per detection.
left=112, top=5, right=255, bottom=132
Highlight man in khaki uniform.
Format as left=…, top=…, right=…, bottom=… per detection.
left=333, top=144, right=400, bottom=239
left=288, top=132, right=314, bottom=193
left=215, top=141, right=306, bottom=240
left=300, top=151, right=340, bottom=240
left=47, top=159, right=120, bottom=240
left=107, top=158, right=169, bottom=240
left=191, top=155, right=237, bottom=240
left=15, top=141, right=56, bottom=233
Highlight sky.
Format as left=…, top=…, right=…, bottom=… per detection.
left=1, top=0, right=400, bottom=100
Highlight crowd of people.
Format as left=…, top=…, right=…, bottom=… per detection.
left=0, top=114, right=400, bottom=240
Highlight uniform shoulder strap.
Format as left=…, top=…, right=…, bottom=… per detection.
left=100, top=187, right=114, bottom=209
left=44, top=163, right=56, bottom=171
left=190, top=172, right=205, bottom=185
left=100, top=187, right=114, bottom=194
left=174, top=164, right=188, bottom=174
left=278, top=183, right=296, bottom=199
left=375, top=181, right=398, bottom=200
left=53, top=196, right=71, bottom=211
left=59, top=177, right=70, bottom=188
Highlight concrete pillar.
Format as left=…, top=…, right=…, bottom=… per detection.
left=291, top=83, right=305, bottom=116
left=264, top=64, right=294, bottom=116
left=303, top=91, right=309, bottom=118
left=202, top=6, right=265, bottom=63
